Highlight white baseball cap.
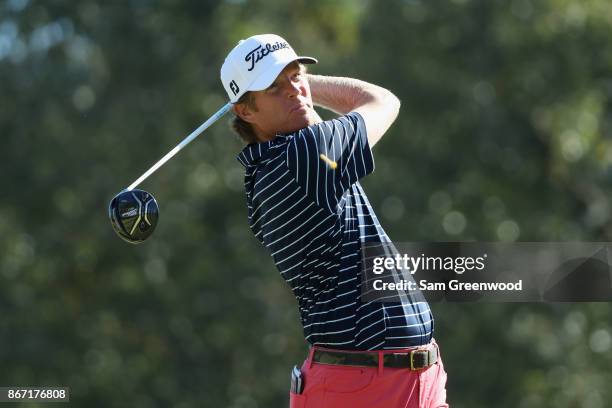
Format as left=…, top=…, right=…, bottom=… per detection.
left=220, top=34, right=318, bottom=103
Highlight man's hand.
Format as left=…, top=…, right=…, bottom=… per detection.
left=307, top=74, right=401, bottom=147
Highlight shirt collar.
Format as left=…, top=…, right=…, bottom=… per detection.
left=236, top=135, right=290, bottom=168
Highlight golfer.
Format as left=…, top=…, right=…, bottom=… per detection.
left=221, top=34, right=448, bottom=408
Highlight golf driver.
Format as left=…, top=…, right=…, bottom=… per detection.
left=108, top=102, right=232, bottom=244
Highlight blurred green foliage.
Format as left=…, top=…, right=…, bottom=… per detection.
left=1, top=0, right=611, bottom=407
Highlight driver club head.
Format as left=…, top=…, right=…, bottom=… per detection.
left=108, top=189, right=159, bottom=244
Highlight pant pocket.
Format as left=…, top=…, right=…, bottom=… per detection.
left=322, top=366, right=375, bottom=393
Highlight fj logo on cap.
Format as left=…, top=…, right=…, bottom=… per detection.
left=229, top=80, right=240, bottom=96
left=245, top=41, right=290, bottom=71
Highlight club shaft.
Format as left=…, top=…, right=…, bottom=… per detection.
left=127, top=102, right=232, bottom=191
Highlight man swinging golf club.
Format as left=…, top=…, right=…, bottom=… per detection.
left=222, top=34, right=449, bottom=408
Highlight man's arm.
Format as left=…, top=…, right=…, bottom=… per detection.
left=307, top=74, right=401, bottom=147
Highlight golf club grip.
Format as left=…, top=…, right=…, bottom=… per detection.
left=126, top=102, right=233, bottom=191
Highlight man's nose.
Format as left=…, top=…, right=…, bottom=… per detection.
left=285, top=79, right=302, bottom=97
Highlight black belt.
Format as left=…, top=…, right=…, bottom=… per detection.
left=312, top=344, right=438, bottom=370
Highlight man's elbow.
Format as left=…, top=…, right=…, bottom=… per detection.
left=354, top=86, right=401, bottom=147
left=371, top=87, right=400, bottom=122
left=384, top=90, right=401, bottom=122
left=376, top=90, right=400, bottom=142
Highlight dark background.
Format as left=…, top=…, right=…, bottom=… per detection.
left=1, top=0, right=611, bottom=406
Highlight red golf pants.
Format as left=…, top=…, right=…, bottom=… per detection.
left=289, top=340, right=449, bottom=408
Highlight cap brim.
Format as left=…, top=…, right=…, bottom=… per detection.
left=297, top=56, right=318, bottom=65
left=247, top=56, right=318, bottom=92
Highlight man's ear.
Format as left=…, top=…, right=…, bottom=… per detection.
left=232, top=103, right=257, bottom=124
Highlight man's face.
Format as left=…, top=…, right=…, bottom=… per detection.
left=235, top=62, right=317, bottom=141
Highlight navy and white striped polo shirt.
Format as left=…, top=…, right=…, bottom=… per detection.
left=237, top=112, right=433, bottom=350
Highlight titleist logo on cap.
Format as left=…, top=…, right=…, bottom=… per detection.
left=245, top=41, right=290, bottom=71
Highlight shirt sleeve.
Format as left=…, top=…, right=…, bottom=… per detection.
left=286, top=111, right=375, bottom=213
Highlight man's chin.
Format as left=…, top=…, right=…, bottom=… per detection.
left=301, top=107, right=322, bottom=126
left=285, top=116, right=313, bottom=133
left=279, top=109, right=320, bottom=135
